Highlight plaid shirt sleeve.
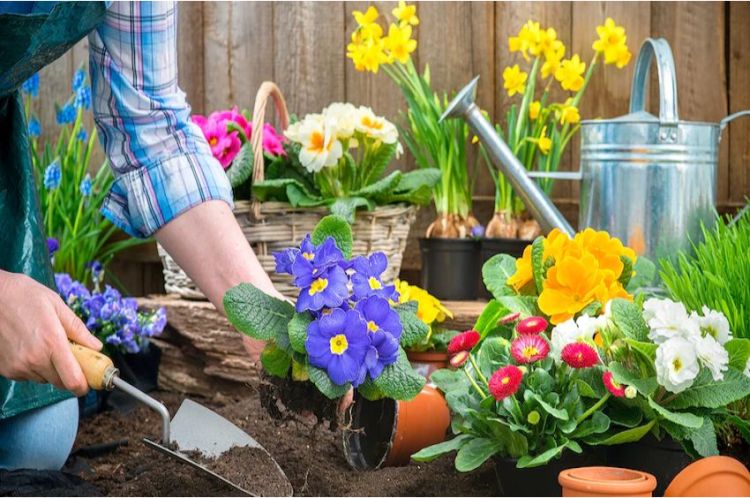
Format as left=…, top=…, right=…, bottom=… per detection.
left=89, top=1, right=233, bottom=238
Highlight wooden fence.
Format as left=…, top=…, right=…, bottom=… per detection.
left=29, top=1, right=750, bottom=295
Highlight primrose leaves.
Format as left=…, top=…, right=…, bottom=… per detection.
left=610, top=298, right=649, bottom=342
left=308, top=364, right=351, bottom=400
left=224, top=283, right=294, bottom=341
left=261, top=342, right=291, bottom=378
left=455, top=438, right=503, bottom=472
left=311, top=215, right=353, bottom=259
left=395, top=302, right=430, bottom=348
left=288, top=313, right=312, bottom=354
left=373, top=348, right=425, bottom=401
left=411, top=434, right=472, bottom=463
left=481, top=254, right=518, bottom=300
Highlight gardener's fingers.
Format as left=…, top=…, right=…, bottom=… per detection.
left=56, top=299, right=102, bottom=351
left=48, top=320, right=90, bottom=396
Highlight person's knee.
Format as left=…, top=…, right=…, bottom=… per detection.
left=0, top=398, right=79, bottom=470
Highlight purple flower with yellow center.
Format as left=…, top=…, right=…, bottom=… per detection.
left=361, top=326, right=400, bottom=380
left=355, top=296, right=402, bottom=339
left=350, top=252, right=395, bottom=300
left=293, top=263, right=348, bottom=312
left=306, top=308, right=370, bottom=386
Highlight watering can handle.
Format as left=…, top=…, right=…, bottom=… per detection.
left=629, top=38, right=679, bottom=127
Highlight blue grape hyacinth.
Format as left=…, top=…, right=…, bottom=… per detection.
left=43, top=160, right=62, bottom=190
left=21, top=73, right=39, bottom=98
left=56, top=103, right=76, bottom=125
left=80, top=174, right=93, bottom=197
left=28, top=116, right=41, bottom=137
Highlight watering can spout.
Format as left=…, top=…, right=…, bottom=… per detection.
left=443, top=77, right=575, bottom=237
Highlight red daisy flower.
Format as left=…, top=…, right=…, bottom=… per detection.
left=488, top=365, right=523, bottom=400
left=447, top=329, right=480, bottom=354
left=602, top=371, right=626, bottom=397
left=516, top=316, right=548, bottom=335
left=499, top=311, right=521, bottom=325
left=450, top=350, right=470, bottom=368
left=561, top=343, right=599, bottom=368
left=510, top=334, right=550, bottom=364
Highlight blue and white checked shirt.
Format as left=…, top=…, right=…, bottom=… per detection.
left=90, top=1, right=232, bottom=238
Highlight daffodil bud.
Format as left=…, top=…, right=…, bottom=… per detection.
left=625, top=386, right=637, bottom=399
left=527, top=410, right=541, bottom=425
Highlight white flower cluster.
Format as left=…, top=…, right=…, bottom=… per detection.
left=644, top=298, right=733, bottom=393
left=285, top=103, right=400, bottom=173
left=550, top=314, right=609, bottom=362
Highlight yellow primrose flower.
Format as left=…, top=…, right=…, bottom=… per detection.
left=529, top=101, right=541, bottom=120
left=538, top=126, right=552, bottom=155
left=555, top=54, right=586, bottom=92
left=507, top=228, right=574, bottom=292
left=503, top=64, right=528, bottom=97
left=574, top=228, right=637, bottom=280
left=558, top=100, right=580, bottom=125
left=384, top=23, right=416, bottom=64
left=393, top=1, right=419, bottom=27
left=541, top=42, right=565, bottom=79
left=394, top=280, right=452, bottom=325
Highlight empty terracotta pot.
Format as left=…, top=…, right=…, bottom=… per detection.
left=664, top=456, right=750, bottom=496
left=343, top=385, right=451, bottom=469
left=558, top=466, right=657, bottom=497
left=406, top=350, right=450, bottom=381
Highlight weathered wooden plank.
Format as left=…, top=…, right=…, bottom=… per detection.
left=202, top=2, right=274, bottom=114
left=728, top=2, right=750, bottom=206
left=652, top=2, right=728, bottom=202
left=273, top=1, right=346, bottom=115
left=177, top=2, right=205, bottom=114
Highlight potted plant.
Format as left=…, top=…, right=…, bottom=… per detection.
left=393, top=280, right=458, bottom=380
left=477, top=17, right=633, bottom=292
left=347, top=3, right=481, bottom=300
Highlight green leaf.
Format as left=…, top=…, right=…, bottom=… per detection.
left=354, top=170, right=401, bottom=200
left=223, top=283, right=295, bottom=341
left=497, top=296, right=538, bottom=317
left=385, top=184, right=433, bottom=205
left=311, top=215, right=353, bottom=259
left=588, top=419, right=656, bottom=446
left=726, top=339, right=750, bottom=371
left=618, top=255, right=634, bottom=287
left=288, top=313, right=312, bottom=354
left=253, top=178, right=309, bottom=202
left=395, top=303, right=430, bottom=348
left=411, top=434, right=472, bottom=462
left=392, top=168, right=441, bottom=194
left=291, top=359, right=309, bottom=381
left=286, top=183, right=326, bottom=207
left=481, top=254, right=517, bottom=300
left=627, top=257, right=656, bottom=292
left=329, top=197, right=373, bottom=224
left=260, top=343, right=292, bottom=378
left=373, top=348, right=426, bottom=400
left=516, top=441, right=577, bottom=468
left=647, top=397, right=704, bottom=428
left=357, top=378, right=384, bottom=401
left=531, top=393, right=569, bottom=421
left=728, top=415, right=750, bottom=445
left=361, top=141, right=398, bottom=186
left=429, top=368, right=468, bottom=395
left=572, top=412, right=611, bottom=438
left=611, top=299, right=649, bottom=342
left=226, top=142, right=254, bottom=188
left=667, top=369, right=750, bottom=409
left=531, top=236, right=545, bottom=294
left=474, top=300, right=507, bottom=339
left=608, top=402, right=643, bottom=428
left=308, top=365, right=351, bottom=400
left=455, top=438, right=503, bottom=472
left=688, top=418, right=719, bottom=457
left=609, top=362, right=658, bottom=397
left=624, top=338, right=658, bottom=361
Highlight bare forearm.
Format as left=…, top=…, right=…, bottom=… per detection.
left=154, top=201, right=282, bottom=313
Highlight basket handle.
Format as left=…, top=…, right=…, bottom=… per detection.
left=250, top=82, right=290, bottom=216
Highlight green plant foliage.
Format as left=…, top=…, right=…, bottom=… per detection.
left=287, top=313, right=311, bottom=354
left=394, top=302, right=430, bottom=348
left=661, top=213, right=750, bottom=339
left=311, top=215, right=353, bottom=259
left=223, top=283, right=295, bottom=340
left=308, top=364, right=351, bottom=400
left=610, top=299, right=650, bottom=342
left=481, top=254, right=518, bottom=300
left=261, top=343, right=292, bottom=378
left=373, top=348, right=426, bottom=400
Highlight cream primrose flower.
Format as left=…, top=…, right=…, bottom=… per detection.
left=323, top=102, right=359, bottom=140
left=655, top=336, right=700, bottom=393
left=293, top=115, right=344, bottom=173
left=550, top=316, right=597, bottom=363
left=693, top=306, right=732, bottom=345
left=355, top=106, right=399, bottom=144
left=643, top=297, right=700, bottom=345
left=689, top=334, right=728, bottom=382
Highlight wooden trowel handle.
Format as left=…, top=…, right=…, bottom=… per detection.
left=70, top=343, right=119, bottom=391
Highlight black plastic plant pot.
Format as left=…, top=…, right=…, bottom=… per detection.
left=494, top=445, right=607, bottom=497
left=478, top=238, right=531, bottom=299
left=606, top=434, right=694, bottom=497
left=111, top=341, right=162, bottom=393
left=343, top=387, right=451, bottom=470
left=419, top=237, right=481, bottom=301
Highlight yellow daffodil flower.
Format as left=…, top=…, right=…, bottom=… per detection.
left=393, top=1, right=419, bottom=27
left=384, top=23, right=417, bottom=64
left=503, top=64, right=528, bottom=97
left=541, top=42, right=565, bottom=79
left=353, top=6, right=379, bottom=27
left=530, top=27, right=559, bottom=57
left=509, top=20, right=541, bottom=61
left=538, top=126, right=552, bottom=155
left=592, top=18, right=631, bottom=68
left=558, top=100, right=580, bottom=125
left=555, top=54, right=586, bottom=92
left=347, top=37, right=389, bottom=73
left=529, top=101, right=541, bottom=120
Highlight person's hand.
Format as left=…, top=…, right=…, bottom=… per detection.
left=0, top=270, right=103, bottom=396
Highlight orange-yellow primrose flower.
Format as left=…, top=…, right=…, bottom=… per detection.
left=538, top=251, right=609, bottom=324
left=503, top=64, right=528, bottom=97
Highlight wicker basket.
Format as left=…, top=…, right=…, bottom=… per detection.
left=158, top=82, right=418, bottom=300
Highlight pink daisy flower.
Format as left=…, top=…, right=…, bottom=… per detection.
left=561, top=342, right=599, bottom=369
left=510, top=334, right=550, bottom=364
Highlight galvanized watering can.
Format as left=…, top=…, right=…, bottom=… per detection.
left=443, top=37, right=750, bottom=261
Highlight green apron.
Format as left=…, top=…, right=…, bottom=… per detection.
left=0, top=1, right=106, bottom=419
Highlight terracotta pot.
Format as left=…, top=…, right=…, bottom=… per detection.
left=664, top=456, right=750, bottom=496
left=343, top=386, right=451, bottom=469
left=559, top=466, right=657, bottom=497
left=406, top=350, right=450, bottom=381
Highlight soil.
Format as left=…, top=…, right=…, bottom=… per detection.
left=64, top=389, right=499, bottom=497
left=259, top=372, right=339, bottom=431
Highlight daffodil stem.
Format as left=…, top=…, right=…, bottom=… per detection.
left=576, top=393, right=610, bottom=425
left=463, top=366, right=488, bottom=400
left=468, top=354, right=489, bottom=387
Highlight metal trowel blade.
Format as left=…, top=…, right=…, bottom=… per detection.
left=143, top=399, right=292, bottom=497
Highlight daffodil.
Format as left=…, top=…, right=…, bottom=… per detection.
left=558, top=100, right=580, bottom=125
left=347, top=37, right=389, bottom=73
left=529, top=101, right=541, bottom=120
left=530, top=27, right=560, bottom=57
left=354, top=5, right=379, bottom=28
left=555, top=54, right=586, bottom=91
left=541, top=42, right=565, bottom=79
left=393, top=1, right=419, bottom=27
left=509, top=20, right=541, bottom=61
left=384, top=23, right=416, bottom=64
left=537, top=126, right=552, bottom=155
left=592, top=18, right=632, bottom=68
left=503, top=64, right=527, bottom=97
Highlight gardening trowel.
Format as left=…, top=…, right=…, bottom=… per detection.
left=70, top=344, right=293, bottom=497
